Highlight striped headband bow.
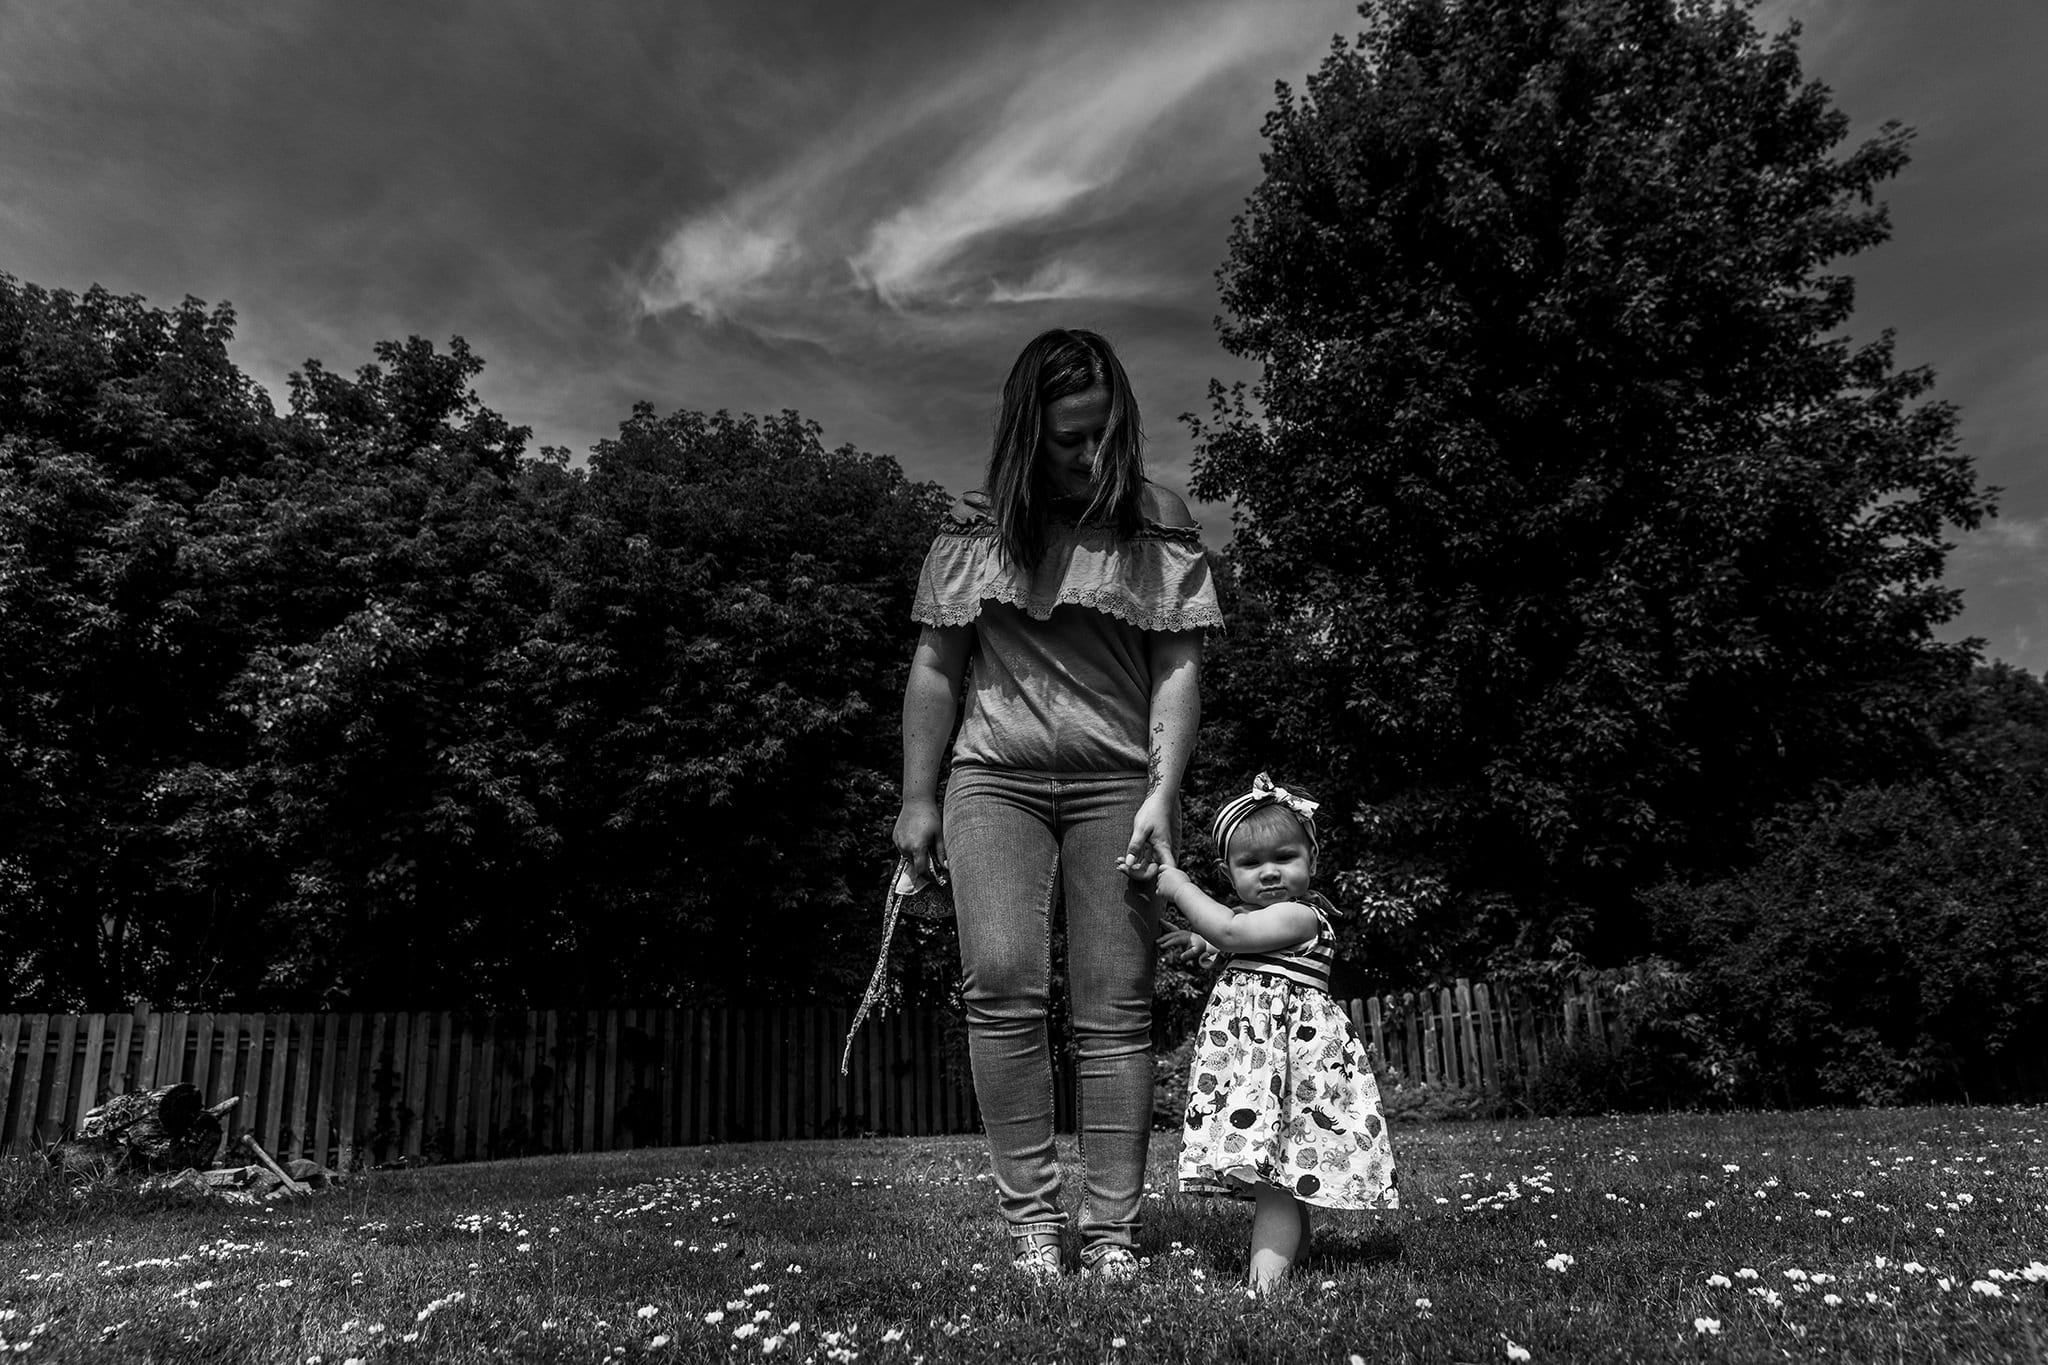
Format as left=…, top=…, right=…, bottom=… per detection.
left=1211, top=772, right=1321, bottom=858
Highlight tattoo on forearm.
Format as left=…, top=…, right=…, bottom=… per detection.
left=1146, top=722, right=1165, bottom=793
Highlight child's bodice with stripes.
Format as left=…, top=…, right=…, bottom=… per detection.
left=1218, top=890, right=1338, bottom=992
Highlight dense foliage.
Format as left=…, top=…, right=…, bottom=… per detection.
left=0, top=272, right=948, bottom=1009
left=1, top=279, right=279, bottom=1008
left=1641, top=664, right=2048, bottom=1107
left=1187, top=0, right=1994, bottom=966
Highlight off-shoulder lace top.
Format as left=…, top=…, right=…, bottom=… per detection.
left=912, top=491, right=1225, bottom=633
left=912, top=489, right=1224, bottom=773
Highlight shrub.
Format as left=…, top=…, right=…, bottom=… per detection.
left=1377, top=1073, right=1496, bottom=1123
left=1513, top=1034, right=1707, bottom=1118
left=1645, top=778, right=2048, bottom=1106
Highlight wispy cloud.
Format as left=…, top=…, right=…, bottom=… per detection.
left=630, top=2, right=1312, bottom=322
left=848, top=9, right=1270, bottom=305
left=984, top=257, right=1161, bottom=306
left=637, top=208, right=795, bottom=321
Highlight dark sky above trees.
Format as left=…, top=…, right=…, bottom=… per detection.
left=1, top=0, right=2042, bottom=669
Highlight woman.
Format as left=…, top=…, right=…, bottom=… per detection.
left=894, top=328, right=1223, bottom=1281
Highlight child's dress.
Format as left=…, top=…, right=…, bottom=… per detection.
left=1179, top=892, right=1399, bottom=1209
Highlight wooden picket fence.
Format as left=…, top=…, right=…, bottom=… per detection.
left=0, top=1007, right=975, bottom=1166
left=1339, top=975, right=1616, bottom=1093
left=0, top=979, right=1614, bottom=1164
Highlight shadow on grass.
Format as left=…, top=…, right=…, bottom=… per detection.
left=1310, top=1225, right=1405, bottom=1272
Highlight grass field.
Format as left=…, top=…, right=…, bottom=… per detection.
left=3, top=1106, right=2044, bottom=1363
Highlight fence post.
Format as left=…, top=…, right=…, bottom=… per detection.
left=1454, top=981, right=1481, bottom=1091
left=108, top=1009, right=136, bottom=1098
left=1472, top=982, right=1501, bottom=1092
left=1432, top=988, right=1456, bottom=1088
left=337, top=1013, right=364, bottom=1170
left=73, top=1013, right=107, bottom=1133
left=394, top=1010, right=415, bottom=1160
left=1514, top=991, right=1531, bottom=1075
left=41, top=1014, right=79, bottom=1146
left=287, top=1012, right=313, bottom=1159
left=1419, top=994, right=1440, bottom=1088
left=14, top=1016, right=50, bottom=1155
left=479, top=1014, right=500, bottom=1160
left=0, top=1015, right=23, bottom=1154
left=265, top=1014, right=293, bottom=1156
left=134, top=1007, right=161, bottom=1091
left=1581, top=973, right=1608, bottom=1048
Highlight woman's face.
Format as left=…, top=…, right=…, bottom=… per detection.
left=1038, top=384, right=1112, bottom=498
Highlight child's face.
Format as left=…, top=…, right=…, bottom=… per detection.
left=1217, top=823, right=1316, bottom=907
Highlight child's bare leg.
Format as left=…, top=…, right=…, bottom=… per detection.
left=1297, top=1198, right=1313, bottom=1263
left=1248, top=1185, right=1305, bottom=1290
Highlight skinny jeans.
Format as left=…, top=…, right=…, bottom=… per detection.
left=944, top=763, right=1161, bottom=1256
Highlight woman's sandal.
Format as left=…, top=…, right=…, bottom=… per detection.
left=1011, top=1235, right=1063, bottom=1281
left=1081, top=1246, right=1140, bottom=1283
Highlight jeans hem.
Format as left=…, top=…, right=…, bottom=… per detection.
left=1007, top=1221, right=1068, bottom=1243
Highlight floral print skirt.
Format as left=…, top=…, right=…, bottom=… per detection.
left=1178, top=972, right=1399, bottom=1210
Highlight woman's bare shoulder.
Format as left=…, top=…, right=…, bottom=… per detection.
left=1139, top=481, right=1198, bottom=529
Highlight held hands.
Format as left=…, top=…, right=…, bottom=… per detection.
left=1115, top=842, right=1178, bottom=888
left=1122, top=839, right=1215, bottom=968
left=1119, top=791, right=1178, bottom=884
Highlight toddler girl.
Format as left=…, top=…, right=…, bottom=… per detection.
left=1129, top=773, right=1398, bottom=1290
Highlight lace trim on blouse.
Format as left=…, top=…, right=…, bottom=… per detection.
left=911, top=495, right=1225, bottom=633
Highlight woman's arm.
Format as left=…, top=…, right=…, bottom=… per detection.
left=1124, top=628, right=1202, bottom=873
left=1155, top=866, right=1321, bottom=956
left=894, top=625, right=972, bottom=881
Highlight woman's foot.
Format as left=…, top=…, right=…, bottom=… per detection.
left=1011, top=1234, right=1063, bottom=1281
left=1081, top=1246, right=1140, bottom=1283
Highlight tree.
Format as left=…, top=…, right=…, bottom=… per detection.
left=169, top=336, right=562, bottom=1006
left=525, top=405, right=950, bottom=1003
left=183, top=392, right=950, bottom=1007
left=1189, top=0, right=1993, bottom=967
left=0, top=277, right=279, bottom=1008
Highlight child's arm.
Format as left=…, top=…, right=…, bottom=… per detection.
left=1120, top=855, right=1220, bottom=964
left=1155, top=865, right=1322, bottom=956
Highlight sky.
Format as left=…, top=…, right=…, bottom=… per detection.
left=2, top=0, right=2043, bottom=670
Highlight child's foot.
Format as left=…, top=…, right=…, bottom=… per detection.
left=1247, top=1250, right=1295, bottom=1294
left=1081, top=1246, right=1140, bottom=1283
left=1011, top=1236, right=1063, bottom=1281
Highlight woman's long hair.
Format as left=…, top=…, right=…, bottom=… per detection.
left=985, top=328, right=1144, bottom=571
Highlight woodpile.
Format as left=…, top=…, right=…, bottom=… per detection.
left=49, top=1083, right=341, bottom=1201
left=52, top=1083, right=237, bottom=1175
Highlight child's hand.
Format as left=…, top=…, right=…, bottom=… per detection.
left=1123, top=844, right=1182, bottom=881
left=1158, top=928, right=1219, bottom=968
left=1117, top=849, right=1163, bottom=885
